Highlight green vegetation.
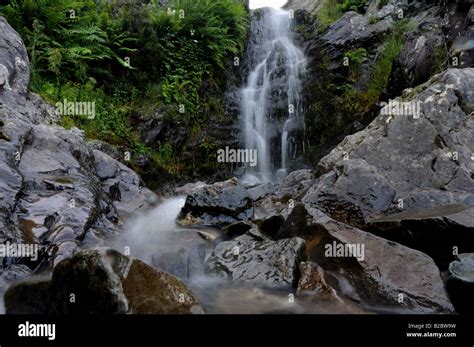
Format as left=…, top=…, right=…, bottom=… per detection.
left=378, top=0, right=389, bottom=8
left=304, top=19, right=414, bottom=163
left=345, top=47, right=367, bottom=81
left=368, top=15, right=379, bottom=25
left=314, top=0, right=368, bottom=33
left=0, top=0, right=249, bottom=179
left=340, top=19, right=411, bottom=115
left=337, top=0, right=368, bottom=13
left=345, top=48, right=367, bottom=64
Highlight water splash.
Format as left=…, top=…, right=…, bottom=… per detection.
left=118, top=197, right=187, bottom=264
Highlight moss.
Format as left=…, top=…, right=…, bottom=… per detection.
left=432, top=43, right=449, bottom=75
left=339, top=19, right=409, bottom=116
left=368, top=15, right=379, bottom=25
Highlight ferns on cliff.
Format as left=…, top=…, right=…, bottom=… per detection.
left=0, top=0, right=250, bottom=176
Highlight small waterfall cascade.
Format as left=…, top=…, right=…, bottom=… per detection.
left=241, top=7, right=306, bottom=183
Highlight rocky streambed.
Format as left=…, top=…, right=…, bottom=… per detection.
left=1, top=0, right=474, bottom=314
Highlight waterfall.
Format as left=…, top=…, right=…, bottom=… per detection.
left=241, top=7, right=306, bottom=183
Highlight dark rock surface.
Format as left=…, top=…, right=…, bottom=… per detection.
left=5, top=248, right=203, bottom=314
left=205, top=237, right=306, bottom=289
left=0, top=16, right=156, bottom=287
left=368, top=206, right=474, bottom=269
left=283, top=204, right=454, bottom=313
left=307, top=68, right=474, bottom=230
left=447, top=253, right=474, bottom=313
left=387, top=7, right=447, bottom=97
left=177, top=178, right=254, bottom=226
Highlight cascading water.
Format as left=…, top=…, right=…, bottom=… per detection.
left=242, top=7, right=306, bottom=182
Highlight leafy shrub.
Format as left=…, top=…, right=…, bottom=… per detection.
left=0, top=0, right=249, bottom=176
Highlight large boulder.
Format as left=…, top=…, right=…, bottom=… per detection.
left=368, top=206, right=474, bottom=269
left=280, top=204, right=454, bottom=313
left=447, top=253, right=474, bottom=313
left=306, top=68, right=474, bottom=230
left=205, top=237, right=306, bottom=289
left=254, top=169, right=313, bottom=218
left=4, top=248, right=204, bottom=314
left=177, top=178, right=254, bottom=226
left=92, top=149, right=158, bottom=218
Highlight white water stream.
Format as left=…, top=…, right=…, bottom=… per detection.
left=242, top=7, right=306, bottom=182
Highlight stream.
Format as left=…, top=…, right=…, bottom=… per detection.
left=111, top=6, right=359, bottom=314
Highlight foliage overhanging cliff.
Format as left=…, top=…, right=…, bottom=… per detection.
left=0, top=0, right=250, bottom=187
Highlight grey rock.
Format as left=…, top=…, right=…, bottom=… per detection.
left=388, top=7, right=447, bottom=96
left=93, top=150, right=158, bottom=218
left=175, top=181, right=206, bottom=195
left=0, top=17, right=29, bottom=94
left=205, top=237, right=306, bottom=289
left=309, top=68, right=474, bottom=229
left=247, top=182, right=275, bottom=201
left=283, top=204, right=454, bottom=313
left=447, top=253, right=474, bottom=312
left=177, top=178, right=254, bottom=226
left=254, top=169, right=313, bottom=218
left=321, top=10, right=394, bottom=74
left=0, top=16, right=156, bottom=274
left=368, top=205, right=474, bottom=269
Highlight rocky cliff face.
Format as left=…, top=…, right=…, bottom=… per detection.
left=290, top=0, right=473, bottom=166
left=166, top=1, right=473, bottom=313
left=0, top=17, right=157, bottom=290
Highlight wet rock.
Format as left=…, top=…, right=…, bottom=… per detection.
left=297, top=261, right=344, bottom=303
left=283, top=204, right=454, bottom=313
left=303, top=159, right=396, bottom=229
left=447, top=253, right=474, bottom=313
left=309, top=68, right=474, bottom=230
left=254, top=169, right=313, bottom=218
left=122, top=256, right=204, bottom=314
left=5, top=248, right=204, bottom=314
left=177, top=178, right=254, bottom=226
left=0, top=16, right=156, bottom=272
left=247, top=182, right=275, bottom=201
left=93, top=150, right=158, bottom=218
left=368, top=205, right=474, bottom=269
left=254, top=214, right=285, bottom=238
left=204, top=237, right=306, bottom=289
left=388, top=8, right=447, bottom=97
